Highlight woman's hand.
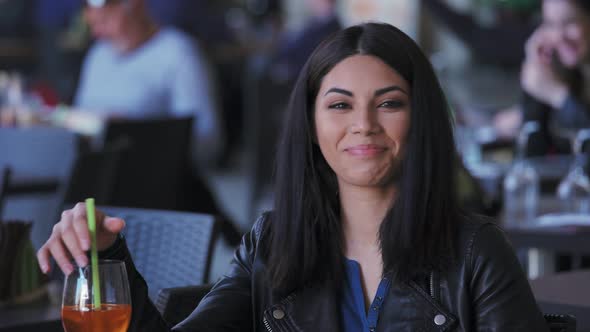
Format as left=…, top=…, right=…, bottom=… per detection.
left=36, top=202, right=125, bottom=275
left=521, top=27, right=569, bottom=108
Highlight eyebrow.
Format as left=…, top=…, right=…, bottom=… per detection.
left=324, top=88, right=353, bottom=97
left=323, top=85, right=408, bottom=97
left=375, top=85, right=408, bottom=96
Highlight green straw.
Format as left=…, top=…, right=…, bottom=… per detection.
left=85, top=198, right=102, bottom=309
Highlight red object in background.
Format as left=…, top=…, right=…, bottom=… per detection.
left=30, top=82, right=60, bottom=107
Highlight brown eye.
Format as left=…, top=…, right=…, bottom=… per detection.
left=328, top=102, right=351, bottom=110
left=378, top=100, right=405, bottom=109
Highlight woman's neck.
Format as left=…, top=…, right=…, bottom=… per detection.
left=339, top=182, right=396, bottom=258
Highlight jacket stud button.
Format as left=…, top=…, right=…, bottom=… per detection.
left=434, top=314, right=446, bottom=326
left=273, top=309, right=285, bottom=320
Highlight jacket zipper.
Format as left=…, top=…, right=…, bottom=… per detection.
left=429, top=271, right=435, bottom=300
left=263, top=316, right=274, bottom=332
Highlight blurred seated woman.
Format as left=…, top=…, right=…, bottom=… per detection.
left=503, top=0, right=590, bottom=155
left=37, top=23, right=547, bottom=331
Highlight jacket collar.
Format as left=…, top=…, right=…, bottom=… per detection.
left=263, top=277, right=457, bottom=332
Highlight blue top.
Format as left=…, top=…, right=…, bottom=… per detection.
left=341, top=259, right=391, bottom=332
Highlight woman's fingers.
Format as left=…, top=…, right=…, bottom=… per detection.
left=72, top=215, right=91, bottom=251
left=47, top=235, right=74, bottom=275
left=72, top=202, right=122, bottom=250
left=525, top=27, right=552, bottom=64
left=36, top=244, right=52, bottom=274
left=61, top=227, right=88, bottom=268
left=103, top=217, right=125, bottom=234
left=36, top=202, right=126, bottom=275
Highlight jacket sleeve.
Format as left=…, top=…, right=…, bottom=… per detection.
left=172, top=217, right=264, bottom=332
left=521, top=93, right=555, bottom=156
left=99, top=216, right=265, bottom=332
left=99, top=236, right=172, bottom=331
left=468, top=224, right=549, bottom=332
left=555, top=94, right=590, bottom=128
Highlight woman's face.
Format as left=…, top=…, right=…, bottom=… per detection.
left=314, top=55, right=411, bottom=189
left=83, top=2, right=131, bottom=41
left=542, top=0, right=590, bottom=67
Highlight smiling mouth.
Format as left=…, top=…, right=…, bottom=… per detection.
left=345, top=144, right=387, bottom=157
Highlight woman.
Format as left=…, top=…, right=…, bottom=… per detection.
left=37, top=23, right=547, bottom=331
left=520, top=0, right=590, bottom=155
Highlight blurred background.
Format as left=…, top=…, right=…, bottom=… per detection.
left=1, top=0, right=590, bottom=331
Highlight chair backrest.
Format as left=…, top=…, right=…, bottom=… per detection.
left=63, top=142, right=128, bottom=205
left=0, top=167, right=10, bottom=218
left=155, top=284, right=213, bottom=326
left=100, top=206, right=218, bottom=301
left=101, top=117, right=193, bottom=210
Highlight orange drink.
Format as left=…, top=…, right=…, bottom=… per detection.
left=62, top=304, right=131, bottom=332
left=62, top=260, right=131, bottom=332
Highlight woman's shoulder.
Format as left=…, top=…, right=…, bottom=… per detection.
left=237, top=211, right=273, bottom=260
left=456, top=213, right=499, bottom=235
left=455, top=213, right=514, bottom=264
left=252, top=210, right=273, bottom=240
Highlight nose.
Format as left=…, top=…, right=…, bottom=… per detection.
left=349, top=105, right=380, bottom=135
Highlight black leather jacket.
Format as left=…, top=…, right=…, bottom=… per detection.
left=106, top=214, right=548, bottom=331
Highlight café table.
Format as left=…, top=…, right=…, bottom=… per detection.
left=468, top=154, right=573, bottom=199
left=530, top=269, right=590, bottom=332
left=0, top=299, right=62, bottom=332
left=502, top=195, right=590, bottom=277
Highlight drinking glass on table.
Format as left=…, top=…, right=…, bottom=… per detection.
left=557, top=128, right=590, bottom=213
left=503, top=121, right=540, bottom=226
left=62, top=260, right=131, bottom=332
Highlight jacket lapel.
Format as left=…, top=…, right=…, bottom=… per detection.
left=262, top=278, right=458, bottom=331
left=263, top=283, right=341, bottom=331
left=377, top=281, right=458, bottom=332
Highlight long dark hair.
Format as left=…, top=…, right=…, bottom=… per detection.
left=264, top=22, right=461, bottom=294
left=571, top=0, right=590, bottom=13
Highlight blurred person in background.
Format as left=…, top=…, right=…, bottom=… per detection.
left=496, top=0, right=590, bottom=155
left=268, top=0, right=341, bottom=84
left=75, top=0, right=225, bottom=167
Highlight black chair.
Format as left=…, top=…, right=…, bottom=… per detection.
left=155, top=284, right=213, bottom=326
left=101, top=117, right=242, bottom=245
left=155, top=284, right=578, bottom=330
left=101, top=116, right=194, bottom=210
left=0, top=167, right=10, bottom=218
left=100, top=206, right=219, bottom=302
left=63, top=142, right=128, bottom=205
